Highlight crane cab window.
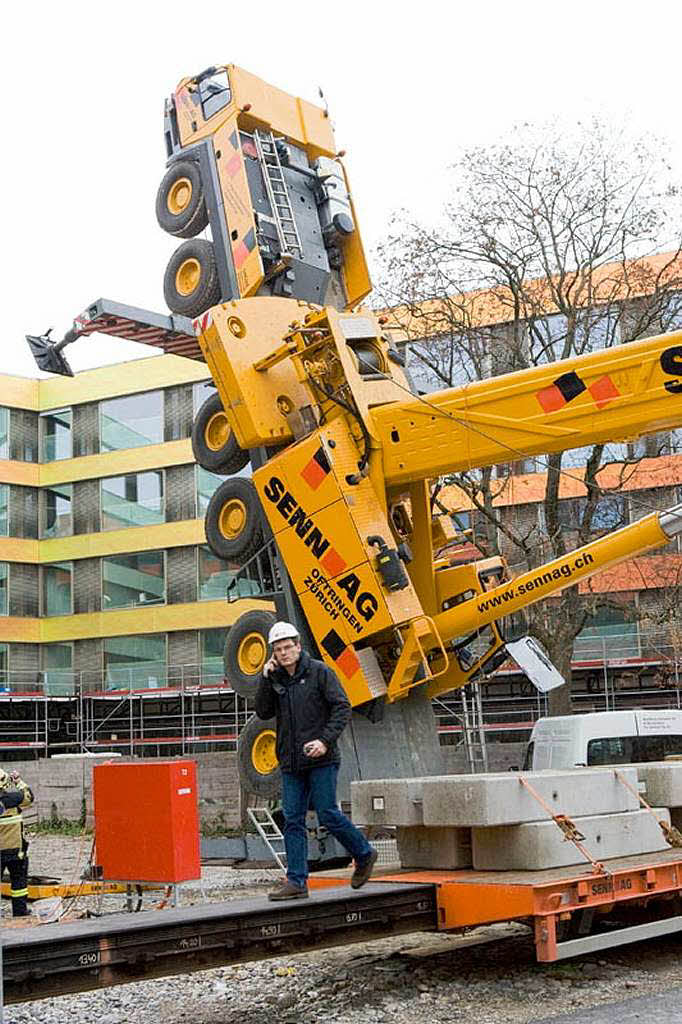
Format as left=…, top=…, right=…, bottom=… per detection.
left=198, top=70, right=231, bottom=120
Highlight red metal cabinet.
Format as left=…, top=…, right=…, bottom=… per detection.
left=94, top=760, right=201, bottom=882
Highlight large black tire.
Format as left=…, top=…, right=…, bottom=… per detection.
left=204, top=477, right=264, bottom=562
left=224, top=608, right=277, bottom=698
left=164, top=239, right=221, bottom=317
left=238, top=714, right=281, bottom=799
left=156, top=161, right=208, bottom=239
left=192, top=391, right=249, bottom=474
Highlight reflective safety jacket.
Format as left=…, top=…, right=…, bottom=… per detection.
left=0, top=771, right=34, bottom=851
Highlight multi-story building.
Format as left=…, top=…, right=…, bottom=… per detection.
left=0, top=354, right=267, bottom=756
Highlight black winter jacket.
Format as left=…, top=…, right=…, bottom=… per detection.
left=254, top=651, right=351, bottom=772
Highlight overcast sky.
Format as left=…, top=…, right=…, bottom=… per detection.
left=4, top=0, right=682, bottom=378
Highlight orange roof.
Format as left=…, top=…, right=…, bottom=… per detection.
left=440, top=454, right=682, bottom=512
left=386, top=250, right=682, bottom=338
left=579, top=554, right=682, bottom=594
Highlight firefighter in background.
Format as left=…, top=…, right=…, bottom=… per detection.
left=0, top=768, right=34, bottom=916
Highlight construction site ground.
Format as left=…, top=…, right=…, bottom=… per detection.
left=1, top=835, right=682, bottom=1023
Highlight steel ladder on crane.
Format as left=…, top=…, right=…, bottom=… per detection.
left=460, top=682, right=489, bottom=773
left=253, top=129, right=303, bottom=260
left=247, top=806, right=287, bottom=872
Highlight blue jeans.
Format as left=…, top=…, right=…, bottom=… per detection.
left=281, top=763, right=373, bottom=888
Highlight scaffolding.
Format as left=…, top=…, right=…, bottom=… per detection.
left=0, top=631, right=682, bottom=758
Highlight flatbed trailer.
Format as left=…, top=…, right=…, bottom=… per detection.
left=6, top=851, right=682, bottom=1004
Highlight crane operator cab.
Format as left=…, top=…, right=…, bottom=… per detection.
left=157, top=64, right=372, bottom=318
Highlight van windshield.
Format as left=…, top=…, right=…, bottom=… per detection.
left=587, top=734, right=682, bottom=765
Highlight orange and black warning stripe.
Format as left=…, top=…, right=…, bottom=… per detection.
left=300, top=446, right=331, bottom=491
left=536, top=371, right=620, bottom=413
left=321, top=629, right=360, bottom=679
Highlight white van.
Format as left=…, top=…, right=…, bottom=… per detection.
left=524, top=710, right=682, bottom=771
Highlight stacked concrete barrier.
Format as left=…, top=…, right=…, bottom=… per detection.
left=351, top=767, right=673, bottom=871
left=472, top=807, right=670, bottom=869
left=635, top=761, right=682, bottom=832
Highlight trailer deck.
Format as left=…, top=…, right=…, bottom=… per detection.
left=312, top=848, right=682, bottom=961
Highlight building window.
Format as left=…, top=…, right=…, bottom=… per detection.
left=42, top=643, right=74, bottom=696
left=41, top=483, right=73, bottom=538
left=201, top=628, right=228, bottom=684
left=198, top=546, right=231, bottom=600
left=193, top=381, right=214, bottom=415
left=103, top=633, right=166, bottom=691
left=101, top=471, right=164, bottom=531
left=592, top=495, right=627, bottom=532
left=0, top=642, right=7, bottom=686
left=100, top=391, right=163, bottom=452
left=43, top=562, right=73, bottom=616
left=574, top=605, right=640, bottom=660
left=0, top=563, right=7, bottom=616
left=557, top=495, right=627, bottom=534
left=196, top=467, right=225, bottom=515
left=0, top=484, right=8, bottom=536
left=102, top=551, right=165, bottom=610
left=40, top=408, right=72, bottom=462
left=198, top=545, right=261, bottom=600
left=196, top=465, right=249, bottom=517
left=0, top=407, right=8, bottom=459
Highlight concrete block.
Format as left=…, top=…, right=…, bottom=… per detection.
left=472, top=807, right=670, bottom=870
left=635, top=762, right=682, bottom=807
left=422, top=768, right=640, bottom=827
left=351, top=778, right=429, bottom=826
left=397, top=826, right=472, bottom=869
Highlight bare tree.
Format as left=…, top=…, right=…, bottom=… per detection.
left=376, top=119, right=682, bottom=714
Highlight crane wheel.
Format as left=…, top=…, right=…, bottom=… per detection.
left=238, top=714, right=281, bottom=798
left=224, top=609, right=276, bottom=698
left=164, top=239, right=220, bottom=318
left=192, top=391, right=249, bottom=474
left=156, top=160, right=208, bottom=238
left=204, top=477, right=263, bottom=562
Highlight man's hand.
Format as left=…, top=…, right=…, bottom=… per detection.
left=263, top=655, right=278, bottom=678
left=304, top=739, right=328, bottom=759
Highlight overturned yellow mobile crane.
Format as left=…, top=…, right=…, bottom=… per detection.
left=27, top=64, right=682, bottom=797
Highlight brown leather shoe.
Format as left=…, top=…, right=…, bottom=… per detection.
left=350, top=847, right=378, bottom=890
left=268, top=880, right=309, bottom=901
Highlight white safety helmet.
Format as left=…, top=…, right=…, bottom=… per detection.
left=268, top=621, right=300, bottom=645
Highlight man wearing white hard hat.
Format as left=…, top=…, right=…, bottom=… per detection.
left=255, top=621, right=377, bottom=900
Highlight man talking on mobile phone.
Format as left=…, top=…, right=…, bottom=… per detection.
left=255, top=621, right=377, bottom=901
